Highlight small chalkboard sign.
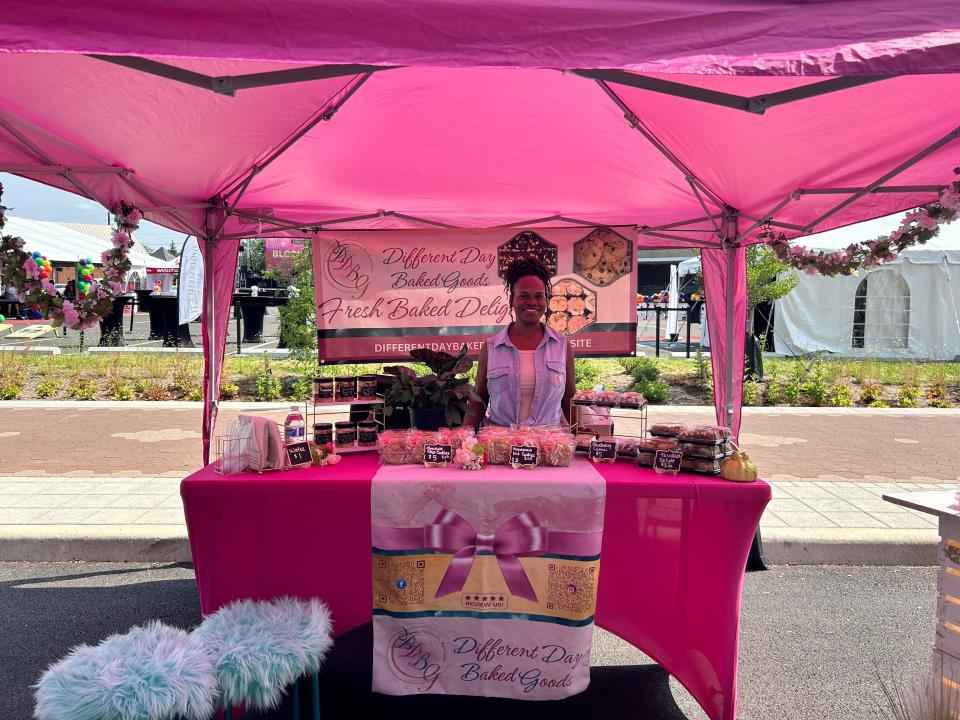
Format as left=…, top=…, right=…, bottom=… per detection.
left=589, top=440, right=618, bottom=462
left=424, top=444, right=453, bottom=465
left=510, top=445, right=539, bottom=467
left=653, top=449, right=683, bottom=474
left=285, top=441, right=313, bottom=467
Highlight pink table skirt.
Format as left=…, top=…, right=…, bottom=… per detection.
left=181, top=455, right=769, bottom=720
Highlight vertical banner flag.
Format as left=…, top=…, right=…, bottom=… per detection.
left=178, top=236, right=204, bottom=324
left=312, top=227, right=637, bottom=361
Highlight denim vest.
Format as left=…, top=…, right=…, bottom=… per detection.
left=485, top=324, right=568, bottom=427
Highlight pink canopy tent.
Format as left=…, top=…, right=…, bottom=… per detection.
left=1, top=1, right=960, bottom=462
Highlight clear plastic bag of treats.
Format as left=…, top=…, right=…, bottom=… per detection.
left=575, top=433, right=594, bottom=454
left=638, top=436, right=680, bottom=453
left=539, top=428, right=576, bottom=467
left=676, top=425, right=731, bottom=444
left=406, top=430, right=439, bottom=465
left=649, top=422, right=686, bottom=438
left=681, top=456, right=723, bottom=475
left=435, top=426, right=472, bottom=451
left=619, top=391, right=645, bottom=408
left=478, top=425, right=512, bottom=465
left=616, top=436, right=641, bottom=458
left=596, top=390, right=621, bottom=406
left=572, top=388, right=599, bottom=405
left=377, top=430, right=410, bottom=465
left=509, top=427, right=541, bottom=469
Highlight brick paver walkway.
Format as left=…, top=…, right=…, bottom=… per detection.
left=1, top=402, right=957, bottom=481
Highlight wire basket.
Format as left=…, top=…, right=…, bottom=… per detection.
left=213, top=420, right=291, bottom=475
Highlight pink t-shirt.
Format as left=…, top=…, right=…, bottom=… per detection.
left=518, top=350, right=536, bottom=421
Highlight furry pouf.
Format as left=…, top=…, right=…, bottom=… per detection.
left=189, top=596, right=333, bottom=711
left=34, top=620, right=217, bottom=720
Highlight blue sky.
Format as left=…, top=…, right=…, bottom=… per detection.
left=0, top=173, right=186, bottom=250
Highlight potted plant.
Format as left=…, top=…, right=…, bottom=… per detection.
left=383, top=345, right=477, bottom=430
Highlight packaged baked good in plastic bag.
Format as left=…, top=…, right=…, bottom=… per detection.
left=638, top=436, right=679, bottom=452
left=378, top=430, right=410, bottom=465
left=676, top=425, right=732, bottom=444
left=617, top=437, right=641, bottom=457
left=407, top=430, right=439, bottom=465
left=649, top=422, right=686, bottom=437
left=539, top=429, right=576, bottom=467
left=620, top=391, right=645, bottom=408
left=679, top=440, right=730, bottom=459
left=509, top=430, right=541, bottom=469
left=681, top=456, right=723, bottom=474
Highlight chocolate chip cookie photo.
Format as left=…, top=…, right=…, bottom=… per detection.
left=573, top=227, right=633, bottom=287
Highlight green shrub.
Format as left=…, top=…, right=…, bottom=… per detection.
left=742, top=379, right=758, bottom=406
left=896, top=383, right=921, bottom=408
left=765, top=379, right=782, bottom=405
left=634, top=379, right=669, bottom=404
left=0, top=380, right=22, bottom=399
left=290, top=375, right=314, bottom=401
left=827, top=384, right=853, bottom=407
left=255, top=353, right=282, bottom=401
left=929, top=398, right=954, bottom=409
left=784, top=363, right=805, bottom=405
left=868, top=399, right=890, bottom=408
left=67, top=378, right=97, bottom=400
left=219, top=379, right=239, bottom=398
left=619, top=356, right=661, bottom=384
left=805, top=361, right=828, bottom=407
left=133, top=378, right=151, bottom=396
left=142, top=380, right=169, bottom=401
left=35, top=378, right=61, bottom=399
left=574, top=359, right=603, bottom=390
left=694, top=349, right=711, bottom=387
left=859, top=381, right=883, bottom=404
left=185, top=387, right=203, bottom=402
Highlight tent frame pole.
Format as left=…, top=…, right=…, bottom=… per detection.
left=722, top=210, right=739, bottom=430
left=203, top=206, right=220, bottom=464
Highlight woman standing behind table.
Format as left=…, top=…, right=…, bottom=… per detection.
left=466, top=257, right=576, bottom=428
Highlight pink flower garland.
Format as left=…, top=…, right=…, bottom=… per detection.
left=0, top=184, right=137, bottom=330
left=761, top=170, right=960, bottom=277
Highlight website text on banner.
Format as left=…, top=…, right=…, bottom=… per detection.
left=312, top=227, right=638, bottom=362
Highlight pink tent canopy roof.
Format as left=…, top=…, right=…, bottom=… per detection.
left=2, top=0, right=960, bottom=75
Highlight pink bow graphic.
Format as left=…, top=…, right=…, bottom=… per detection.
left=424, top=509, right=547, bottom=602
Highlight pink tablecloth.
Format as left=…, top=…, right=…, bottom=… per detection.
left=181, top=455, right=769, bottom=720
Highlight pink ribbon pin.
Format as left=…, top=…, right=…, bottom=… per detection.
left=424, top=509, right=547, bottom=602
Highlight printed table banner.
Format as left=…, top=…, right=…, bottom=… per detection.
left=313, top=227, right=637, bottom=361
left=371, top=462, right=606, bottom=700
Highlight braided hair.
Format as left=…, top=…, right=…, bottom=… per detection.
left=504, top=256, right=552, bottom=307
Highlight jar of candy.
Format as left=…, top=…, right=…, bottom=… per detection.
left=313, top=377, right=334, bottom=403
left=335, top=421, right=356, bottom=447
left=335, top=376, right=357, bottom=401
left=359, top=374, right=379, bottom=399
left=313, top=422, right=333, bottom=446
left=357, top=420, right=378, bottom=446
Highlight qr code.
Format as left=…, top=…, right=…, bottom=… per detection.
left=376, top=557, right=425, bottom=606
left=546, top=563, right=596, bottom=615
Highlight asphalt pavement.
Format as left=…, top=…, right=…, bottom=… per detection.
left=0, top=562, right=936, bottom=720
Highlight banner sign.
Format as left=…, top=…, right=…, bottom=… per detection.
left=265, top=237, right=306, bottom=275
left=177, top=236, right=204, bottom=325
left=313, top=227, right=637, bottom=361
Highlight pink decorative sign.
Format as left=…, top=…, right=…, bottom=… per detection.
left=264, top=237, right=306, bottom=274
left=371, top=462, right=605, bottom=700
left=313, top=228, right=637, bottom=361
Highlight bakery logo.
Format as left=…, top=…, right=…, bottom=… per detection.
left=546, top=277, right=596, bottom=336
left=322, top=237, right=374, bottom=299
left=387, top=625, right=446, bottom=692
left=573, top=227, right=632, bottom=287
left=496, top=231, right=558, bottom=279
left=462, top=593, right=508, bottom=610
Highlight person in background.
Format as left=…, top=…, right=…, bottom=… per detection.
left=61, top=279, right=76, bottom=336
left=466, top=257, right=576, bottom=428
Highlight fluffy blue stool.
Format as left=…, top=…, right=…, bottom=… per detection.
left=34, top=620, right=217, bottom=720
left=189, top=597, right=333, bottom=719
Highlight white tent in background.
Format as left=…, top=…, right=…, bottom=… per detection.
left=774, top=214, right=960, bottom=360
left=675, top=213, right=960, bottom=360
left=2, top=215, right=175, bottom=287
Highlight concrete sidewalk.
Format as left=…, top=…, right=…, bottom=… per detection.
left=1, top=401, right=957, bottom=564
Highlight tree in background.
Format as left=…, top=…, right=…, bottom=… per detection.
left=277, top=239, right=316, bottom=360
left=238, top=238, right=266, bottom=282
left=166, top=240, right=180, bottom=257
left=744, top=244, right=798, bottom=335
